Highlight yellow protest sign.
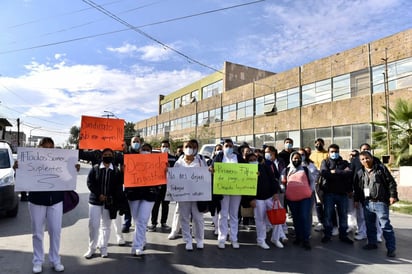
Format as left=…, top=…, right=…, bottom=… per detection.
left=213, top=162, right=258, bottom=195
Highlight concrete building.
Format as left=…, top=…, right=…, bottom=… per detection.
left=135, top=29, right=412, bottom=158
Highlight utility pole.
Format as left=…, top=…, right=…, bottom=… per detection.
left=17, top=118, right=20, bottom=146
left=382, top=48, right=391, bottom=157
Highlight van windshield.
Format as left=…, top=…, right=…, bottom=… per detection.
left=0, top=149, right=11, bottom=168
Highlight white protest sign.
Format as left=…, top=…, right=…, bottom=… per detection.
left=15, top=147, right=78, bottom=191
left=165, top=166, right=211, bottom=202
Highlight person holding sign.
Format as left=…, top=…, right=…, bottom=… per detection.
left=174, top=140, right=208, bottom=251
left=84, top=148, right=124, bottom=259
left=124, top=143, right=164, bottom=256
left=241, top=153, right=281, bottom=250
left=210, top=138, right=245, bottom=249
left=27, top=137, right=65, bottom=273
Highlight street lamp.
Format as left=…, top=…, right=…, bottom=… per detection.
left=29, top=127, right=41, bottom=147
left=103, top=110, right=117, bottom=118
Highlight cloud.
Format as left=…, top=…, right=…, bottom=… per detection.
left=106, top=42, right=177, bottom=62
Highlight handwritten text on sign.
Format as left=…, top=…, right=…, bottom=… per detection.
left=165, top=167, right=211, bottom=202
left=79, top=115, right=124, bottom=150
left=124, top=153, right=168, bottom=187
left=213, top=162, right=258, bottom=195
left=15, top=148, right=78, bottom=191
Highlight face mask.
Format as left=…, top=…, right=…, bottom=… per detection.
left=285, top=143, right=293, bottom=150
left=102, top=156, right=113, bottom=164
left=315, top=145, right=323, bottom=151
left=330, top=152, right=339, bottom=160
left=184, top=148, right=194, bottom=156
left=249, top=161, right=258, bottom=164
left=292, top=159, right=302, bottom=167
left=224, top=147, right=233, bottom=156
left=140, top=151, right=151, bottom=154
left=264, top=153, right=272, bottom=161
left=131, top=143, right=140, bottom=151
left=161, top=147, right=170, bottom=153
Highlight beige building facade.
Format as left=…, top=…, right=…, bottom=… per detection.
left=135, top=29, right=412, bottom=157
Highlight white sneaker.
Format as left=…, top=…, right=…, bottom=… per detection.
left=117, top=238, right=126, bottom=246
left=196, top=242, right=204, bottom=249
left=271, top=239, right=284, bottom=248
left=354, top=234, right=367, bottom=241
left=377, top=236, right=383, bottom=243
left=53, top=263, right=64, bottom=272
left=314, top=223, right=324, bottom=232
left=168, top=233, right=178, bottom=240
left=231, top=241, right=240, bottom=249
left=217, top=241, right=225, bottom=249
left=32, top=264, right=42, bottom=274
left=135, top=249, right=144, bottom=256
left=257, top=242, right=270, bottom=250
left=185, top=243, right=193, bottom=251
left=332, top=227, right=339, bottom=236
left=84, top=249, right=95, bottom=259
left=100, top=248, right=108, bottom=258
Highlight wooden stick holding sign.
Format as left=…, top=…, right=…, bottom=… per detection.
left=213, top=162, right=258, bottom=195
left=15, top=147, right=78, bottom=191
left=79, top=115, right=124, bottom=150
left=165, top=167, right=211, bottom=202
left=124, top=153, right=168, bottom=187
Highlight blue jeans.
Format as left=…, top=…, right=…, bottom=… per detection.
left=287, top=198, right=312, bottom=242
left=323, top=193, right=348, bottom=238
left=363, top=200, right=396, bottom=252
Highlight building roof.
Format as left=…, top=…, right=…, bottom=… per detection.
left=0, top=118, right=12, bottom=127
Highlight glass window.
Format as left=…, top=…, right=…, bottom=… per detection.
left=333, top=74, right=351, bottom=101
left=288, top=87, right=300, bottom=109
left=237, top=99, right=253, bottom=119
left=302, top=83, right=316, bottom=106
left=302, top=80, right=331, bottom=106
left=350, top=68, right=370, bottom=97
left=256, top=94, right=275, bottom=115
left=174, top=97, right=181, bottom=109
left=223, top=103, right=236, bottom=121
left=333, top=125, right=351, bottom=149
left=202, top=80, right=223, bottom=99
left=352, top=124, right=371, bottom=149
left=191, top=90, right=199, bottom=101
left=276, top=90, right=287, bottom=111
left=302, top=129, right=316, bottom=148
left=182, top=94, right=191, bottom=106
left=161, top=101, right=172, bottom=113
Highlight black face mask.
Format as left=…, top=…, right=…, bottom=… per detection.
left=315, top=145, right=323, bottom=151
left=292, top=160, right=302, bottom=167
left=102, top=156, right=113, bottom=164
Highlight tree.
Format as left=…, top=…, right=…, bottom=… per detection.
left=373, top=98, right=412, bottom=166
left=68, top=126, right=80, bottom=147
left=124, top=121, right=137, bottom=146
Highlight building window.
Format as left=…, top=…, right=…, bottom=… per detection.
left=237, top=99, right=253, bottom=119
left=276, top=90, right=287, bottom=112
left=333, top=125, right=351, bottom=149
left=191, top=90, right=199, bottom=101
left=333, top=74, right=351, bottom=101
left=352, top=124, right=371, bottom=149
left=202, top=80, right=223, bottom=99
left=174, top=97, right=181, bottom=109
left=256, top=94, right=275, bottom=116
left=181, top=94, right=191, bottom=106
left=223, top=103, right=236, bottom=121
left=350, top=68, right=370, bottom=97
left=302, top=79, right=331, bottom=106
left=161, top=101, right=172, bottom=113
left=373, top=56, right=412, bottom=93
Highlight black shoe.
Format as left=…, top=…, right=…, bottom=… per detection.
left=147, top=224, right=157, bottom=232
left=321, top=236, right=331, bottom=243
left=122, top=226, right=130, bottom=233
left=387, top=250, right=396, bottom=257
left=339, top=236, right=354, bottom=244
left=362, top=243, right=378, bottom=250
left=302, top=241, right=311, bottom=250
left=161, top=223, right=171, bottom=230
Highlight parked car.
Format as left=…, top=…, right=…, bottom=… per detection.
left=0, top=140, right=18, bottom=217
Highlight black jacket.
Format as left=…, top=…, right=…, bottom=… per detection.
left=320, top=157, right=353, bottom=194
left=353, top=162, right=398, bottom=204
left=29, top=191, right=64, bottom=206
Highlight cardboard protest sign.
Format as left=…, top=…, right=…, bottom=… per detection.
left=124, top=153, right=168, bottom=187
left=165, top=167, right=211, bottom=202
left=15, top=147, right=78, bottom=191
left=213, top=162, right=258, bottom=195
left=79, top=115, right=124, bottom=150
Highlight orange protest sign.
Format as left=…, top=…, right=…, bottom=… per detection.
left=79, top=115, right=124, bottom=150
left=124, top=153, right=168, bottom=187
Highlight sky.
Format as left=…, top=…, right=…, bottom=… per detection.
left=1, top=0, right=411, bottom=146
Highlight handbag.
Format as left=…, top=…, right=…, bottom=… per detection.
left=63, top=190, right=79, bottom=214
left=266, top=199, right=286, bottom=225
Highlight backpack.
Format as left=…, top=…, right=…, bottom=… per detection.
left=284, top=166, right=312, bottom=201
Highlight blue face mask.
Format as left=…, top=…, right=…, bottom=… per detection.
left=330, top=152, right=339, bottom=160
left=285, top=143, right=293, bottom=150
left=131, top=142, right=140, bottom=151
left=224, top=147, right=233, bottom=156
left=264, top=153, right=272, bottom=161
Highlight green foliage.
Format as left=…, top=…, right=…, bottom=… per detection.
left=373, top=99, right=412, bottom=166
left=68, top=126, right=80, bottom=145
left=391, top=200, right=412, bottom=215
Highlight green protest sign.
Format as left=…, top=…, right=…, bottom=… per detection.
left=213, top=162, right=258, bottom=195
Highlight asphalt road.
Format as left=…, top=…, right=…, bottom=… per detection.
left=1, top=163, right=411, bottom=274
